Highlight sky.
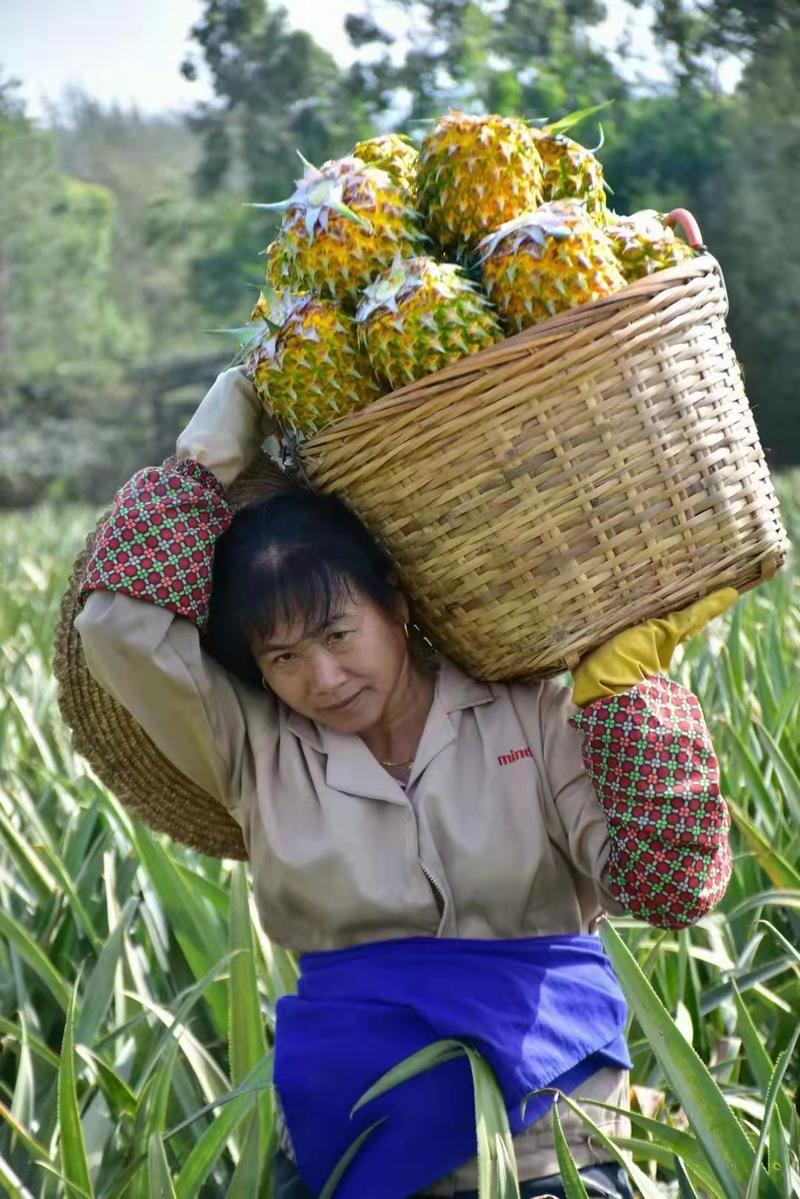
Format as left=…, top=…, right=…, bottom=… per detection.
left=2, top=0, right=739, bottom=121
left=3, top=0, right=354, bottom=118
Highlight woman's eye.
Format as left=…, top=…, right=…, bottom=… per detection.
left=273, top=652, right=295, bottom=666
left=328, top=630, right=350, bottom=645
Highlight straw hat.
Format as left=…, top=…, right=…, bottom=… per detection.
left=53, top=451, right=293, bottom=860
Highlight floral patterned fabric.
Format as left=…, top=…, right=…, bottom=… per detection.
left=570, top=677, right=732, bottom=929
left=80, top=459, right=731, bottom=930
left=80, top=459, right=232, bottom=633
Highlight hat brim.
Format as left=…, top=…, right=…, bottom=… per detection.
left=52, top=451, right=294, bottom=860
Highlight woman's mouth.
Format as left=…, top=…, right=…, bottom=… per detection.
left=323, top=688, right=364, bottom=712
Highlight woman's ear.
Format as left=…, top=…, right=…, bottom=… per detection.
left=391, top=583, right=410, bottom=627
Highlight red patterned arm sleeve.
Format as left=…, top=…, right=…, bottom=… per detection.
left=568, top=674, right=732, bottom=930
left=80, top=458, right=233, bottom=632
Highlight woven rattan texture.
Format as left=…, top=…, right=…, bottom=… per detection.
left=53, top=452, right=291, bottom=860
left=302, top=257, right=789, bottom=680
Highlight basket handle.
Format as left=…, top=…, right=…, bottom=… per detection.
left=665, top=208, right=707, bottom=250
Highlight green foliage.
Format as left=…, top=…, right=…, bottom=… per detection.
left=600, top=87, right=734, bottom=218
left=0, top=79, right=232, bottom=507
left=0, top=507, right=278, bottom=1196
left=699, top=26, right=800, bottom=467
left=0, top=80, right=135, bottom=409
left=648, top=0, right=800, bottom=74
left=342, top=0, right=627, bottom=125
left=346, top=1038, right=521, bottom=1198
left=53, top=92, right=221, bottom=357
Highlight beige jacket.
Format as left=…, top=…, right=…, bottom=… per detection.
left=74, top=368, right=630, bottom=1190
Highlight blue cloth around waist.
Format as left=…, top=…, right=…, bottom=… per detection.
left=273, top=933, right=632, bottom=1199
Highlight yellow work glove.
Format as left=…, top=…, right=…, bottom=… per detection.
left=571, top=587, right=738, bottom=707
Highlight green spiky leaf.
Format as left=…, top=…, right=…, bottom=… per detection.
left=539, top=101, right=613, bottom=136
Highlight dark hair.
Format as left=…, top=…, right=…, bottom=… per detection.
left=204, top=487, right=402, bottom=688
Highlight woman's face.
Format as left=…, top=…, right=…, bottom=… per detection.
left=250, top=585, right=412, bottom=731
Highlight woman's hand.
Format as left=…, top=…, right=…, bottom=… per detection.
left=571, top=587, right=738, bottom=707
left=176, top=366, right=276, bottom=488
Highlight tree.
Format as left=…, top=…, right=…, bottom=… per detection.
left=643, top=0, right=800, bottom=80
left=599, top=87, right=734, bottom=218
left=52, top=91, right=224, bottom=355
left=344, top=0, right=627, bottom=126
left=0, top=79, right=235, bottom=504
left=180, top=0, right=371, bottom=197
left=699, top=25, right=800, bottom=465
left=0, top=78, right=134, bottom=414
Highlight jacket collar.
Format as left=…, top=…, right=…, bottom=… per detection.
left=436, top=655, right=496, bottom=713
left=284, top=656, right=496, bottom=803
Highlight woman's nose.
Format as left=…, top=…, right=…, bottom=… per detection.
left=309, top=650, right=349, bottom=693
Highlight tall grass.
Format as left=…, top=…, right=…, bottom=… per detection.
left=0, top=478, right=798, bottom=1197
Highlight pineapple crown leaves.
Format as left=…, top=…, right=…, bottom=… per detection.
left=248, top=284, right=299, bottom=331
left=356, top=255, right=431, bottom=321
left=204, top=285, right=292, bottom=364
left=607, top=209, right=676, bottom=248
left=279, top=295, right=351, bottom=347
left=205, top=321, right=268, bottom=367
left=355, top=256, right=474, bottom=324
left=245, top=152, right=380, bottom=238
left=542, top=125, right=606, bottom=159
left=589, top=124, right=606, bottom=155
left=477, top=201, right=593, bottom=263
left=536, top=101, right=613, bottom=138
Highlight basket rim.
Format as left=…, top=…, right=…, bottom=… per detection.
left=302, top=252, right=722, bottom=451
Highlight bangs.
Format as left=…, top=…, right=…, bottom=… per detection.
left=205, top=488, right=400, bottom=690
left=239, top=547, right=357, bottom=651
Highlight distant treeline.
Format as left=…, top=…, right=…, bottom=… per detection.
left=1, top=0, right=798, bottom=505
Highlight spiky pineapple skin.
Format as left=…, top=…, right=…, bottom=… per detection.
left=355, top=257, right=501, bottom=391
left=245, top=295, right=382, bottom=436
left=604, top=210, right=695, bottom=281
left=478, top=201, right=626, bottom=333
left=352, top=133, right=418, bottom=200
left=266, top=157, right=425, bottom=306
left=417, top=110, right=544, bottom=257
left=533, top=131, right=607, bottom=216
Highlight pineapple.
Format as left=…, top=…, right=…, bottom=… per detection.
left=532, top=130, right=607, bottom=217
left=478, top=201, right=626, bottom=332
left=245, top=294, right=382, bottom=436
left=604, top=210, right=695, bottom=281
left=352, top=133, right=418, bottom=200
left=355, top=256, right=502, bottom=391
left=261, top=156, right=426, bottom=306
left=417, top=110, right=544, bottom=258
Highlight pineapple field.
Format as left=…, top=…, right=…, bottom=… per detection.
left=1, top=482, right=798, bottom=1198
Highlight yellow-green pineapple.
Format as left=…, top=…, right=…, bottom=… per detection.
left=478, top=201, right=626, bottom=332
left=417, top=110, right=544, bottom=257
left=352, top=133, right=418, bottom=200
left=245, top=293, right=382, bottom=436
left=604, top=210, right=695, bottom=281
left=260, top=155, right=426, bottom=306
left=532, top=130, right=607, bottom=217
left=355, top=257, right=502, bottom=391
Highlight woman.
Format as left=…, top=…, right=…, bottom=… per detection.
left=75, top=367, right=735, bottom=1198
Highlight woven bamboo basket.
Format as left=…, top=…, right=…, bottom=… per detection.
left=299, top=245, right=789, bottom=681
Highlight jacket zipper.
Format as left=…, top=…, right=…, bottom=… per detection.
left=420, top=859, right=449, bottom=926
